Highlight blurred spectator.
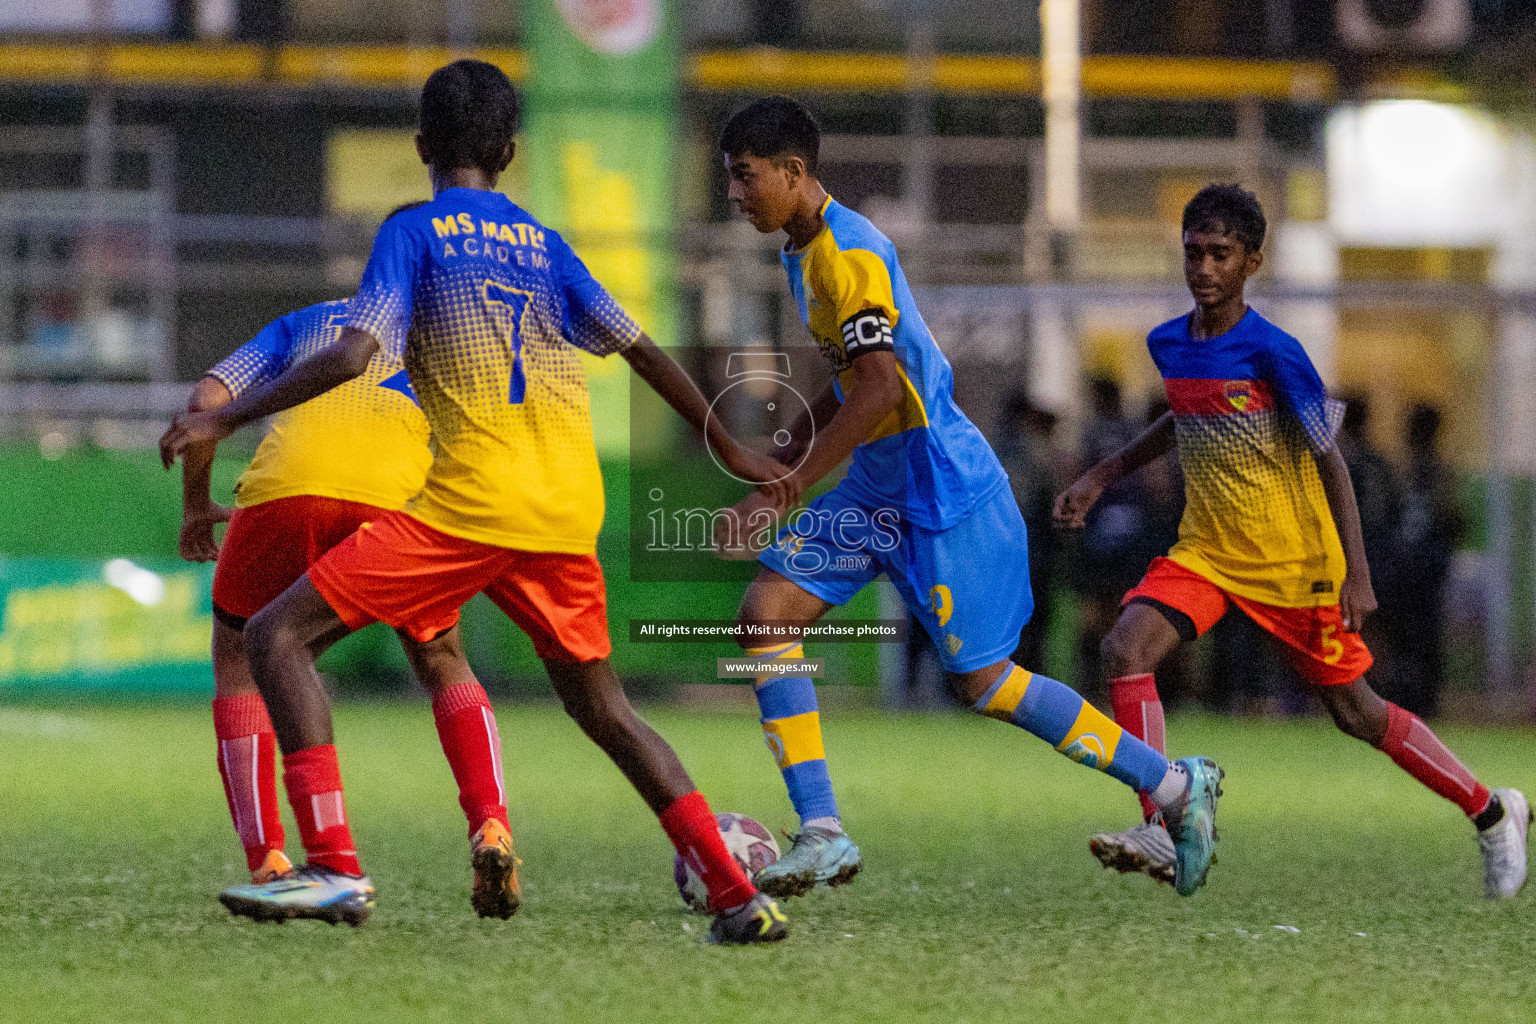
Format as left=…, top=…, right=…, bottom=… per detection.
left=1069, top=378, right=1147, bottom=689
left=1383, top=404, right=1467, bottom=718
left=995, top=392, right=1073, bottom=671
left=1337, top=395, right=1402, bottom=693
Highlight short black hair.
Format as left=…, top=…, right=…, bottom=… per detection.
left=718, top=96, right=821, bottom=173
left=419, top=60, right=521, bottom=176
left=1182, top=183, right=1266, bottom=252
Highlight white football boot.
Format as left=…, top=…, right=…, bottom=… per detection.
left=1477, top=788, right=1531, bottom=900
left=1089, top=815, right=1177, bottom=885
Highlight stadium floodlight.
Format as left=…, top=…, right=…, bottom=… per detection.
left=1327, top=100, right=1513, bottom=247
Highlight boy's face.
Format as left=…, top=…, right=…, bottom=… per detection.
left=1182, top=224, right=1262, bottom=309
left=725, top=151, right=802, bottom=234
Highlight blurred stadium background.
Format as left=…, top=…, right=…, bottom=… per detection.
left=4, top=0, right=1536, bottom=723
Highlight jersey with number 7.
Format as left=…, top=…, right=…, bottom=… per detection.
left=345, top=188, right=642, bottom=554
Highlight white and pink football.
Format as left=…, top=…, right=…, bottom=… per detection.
left=673, top=812, right=781, bottom=913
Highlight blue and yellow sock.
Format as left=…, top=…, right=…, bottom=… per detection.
left=973, top=662, right=1174, bottom=796
left=749, top=642, right=840, bottom=827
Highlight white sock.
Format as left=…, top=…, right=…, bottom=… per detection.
left=1148, top=762, right=1190, bottom=812
left=802, top=816, right=843, bottom=834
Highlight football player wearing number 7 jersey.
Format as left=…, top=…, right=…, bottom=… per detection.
left=1057, top=184, right=1530, bottom=899
left=168, top=280, right=525, bottom=923
left=159, top=60, right=795, bottom=943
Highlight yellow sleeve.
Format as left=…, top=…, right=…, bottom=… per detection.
left=825, top=247, right=900, bottom=329
left=814, top=247, right=899, bottom=360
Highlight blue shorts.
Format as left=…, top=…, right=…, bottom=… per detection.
left=757, top=483, right=1033, bottom=673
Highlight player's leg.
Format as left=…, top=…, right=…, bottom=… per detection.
left=207, top=499, right=320, bottom=886
left=1310, top=674, right=1529, bottom=898
left=215, top=575, right=374, bottom=923
left=397, top=626, right=519, bottom=919
left=1236, top=595, right=1529, bottom=897
left=925, top=495, right=1220, bottom=894
left=1099, top=601, right=1186, bottom=816
left=210, top=617, right=290, bottom=882
left=741, top=502, right=883, bottom=896
left=544, top=656, right=785, bottom=941
left=948, top=657, right=1221, bottom=895
left=490, top=551, right=786, bottom=942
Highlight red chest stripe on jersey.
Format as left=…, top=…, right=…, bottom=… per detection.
left=1164, top=378, right=1275, bottom=417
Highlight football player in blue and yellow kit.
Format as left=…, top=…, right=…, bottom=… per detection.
left=716, top=96, right=1223, bottom=898
left=161, top=61, right=794, bottom=942
left=1057, top=184, right=1529, bottom=899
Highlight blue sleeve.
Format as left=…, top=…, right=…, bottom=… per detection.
left=207, top=316, right=295, bottom=397
left=344, top=215, right=422, bottom=360
left=1264, top=332, right=1344, bottom=456
left=547, top=229, right=642, bottom=356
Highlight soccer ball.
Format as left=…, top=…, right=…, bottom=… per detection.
left=673, top=812, right=780, bottom=913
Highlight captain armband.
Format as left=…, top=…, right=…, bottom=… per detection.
left=840, top=309, right=894, bottom=359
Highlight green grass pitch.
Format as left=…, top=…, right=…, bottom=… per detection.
left=3, top=700, right=1534, bottom=1023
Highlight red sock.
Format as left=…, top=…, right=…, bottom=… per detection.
left=213, top=695, right=285, bottom=872
left=431, top=682, right=509, bottom=836
left=659, top=791, right=756, bottom=912
left=282, top=744, right=362, bottom=875
left=1109, top=674, right=1165, bottom=819
left=1378, top=702, right=1491, bottom=817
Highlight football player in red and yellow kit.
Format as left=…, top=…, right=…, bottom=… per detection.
left=177, top=282, right=521, bottom=921
left=161, top=61, right=793, bottom=941
left=1056, top=184, right=1529, bottom=898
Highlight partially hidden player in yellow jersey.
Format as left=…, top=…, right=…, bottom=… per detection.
left=169, top=269, right=525, bottom=919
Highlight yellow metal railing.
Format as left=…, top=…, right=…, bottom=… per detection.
left=0, top=41, right=1332, bottom=101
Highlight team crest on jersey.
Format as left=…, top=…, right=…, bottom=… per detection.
left=1061, top=734, right=1106, bottom=769
left=1224, top=381, right=1254, bottom=412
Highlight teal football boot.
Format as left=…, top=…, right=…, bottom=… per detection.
left=754, top=825, right=862, bottom=898
left=219, top=865, right=374, bottom=926
left=1159, top=756, right=1223, bottom=896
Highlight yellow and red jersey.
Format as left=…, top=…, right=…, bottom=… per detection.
left=344, top=189, right=640, bottom=553
left=1148, top=308, right=1347, bottom=608
left=208, top=299, right=432, bottom=511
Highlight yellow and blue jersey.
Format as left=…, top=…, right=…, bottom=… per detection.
left=1150, top=308, right=1347, bottom=608
left=208, top=299, right=432, bottom=511
left=782, top=196, right=1007, bottom=529
left=345, top=188, right=641, bottom=553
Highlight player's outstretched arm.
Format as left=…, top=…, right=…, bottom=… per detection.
left=620, top=334, right=798, bottom=508
left=177, top=376, right=235, bottom=562
left=1316, top=446, right=1378, bottom=632
left=159, top=327, right=379, bottom=468
left=785, top=349, right=904, bottom=494
left=1054, top=410, right=1177, bottom=529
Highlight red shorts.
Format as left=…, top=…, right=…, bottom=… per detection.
left=211, top=495, right=387, bottom=626
left=1123, top=556, right=1374, bottom=687
left=308, top=509, right=611, bottom=662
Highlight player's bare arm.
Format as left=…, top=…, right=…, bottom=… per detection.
left=620, top=333, right=797, bottom=507
left=721, top=355, right=901, bottom=553
left=160, top=327, right=379, bottom=467
left=776, top=381, right=841, bottom=467
left=1054, top=411, right=1177, bottom=529
left=178, top=375, right=235, bottom=562
left=787, top=349, right=903, bottom=491
left=1315, top=445, right=1378, bottom=632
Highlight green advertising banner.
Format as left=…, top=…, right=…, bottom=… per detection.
left=0, top=557, right=215, bottom=693
left=522, top=0, right=679, bottom=457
